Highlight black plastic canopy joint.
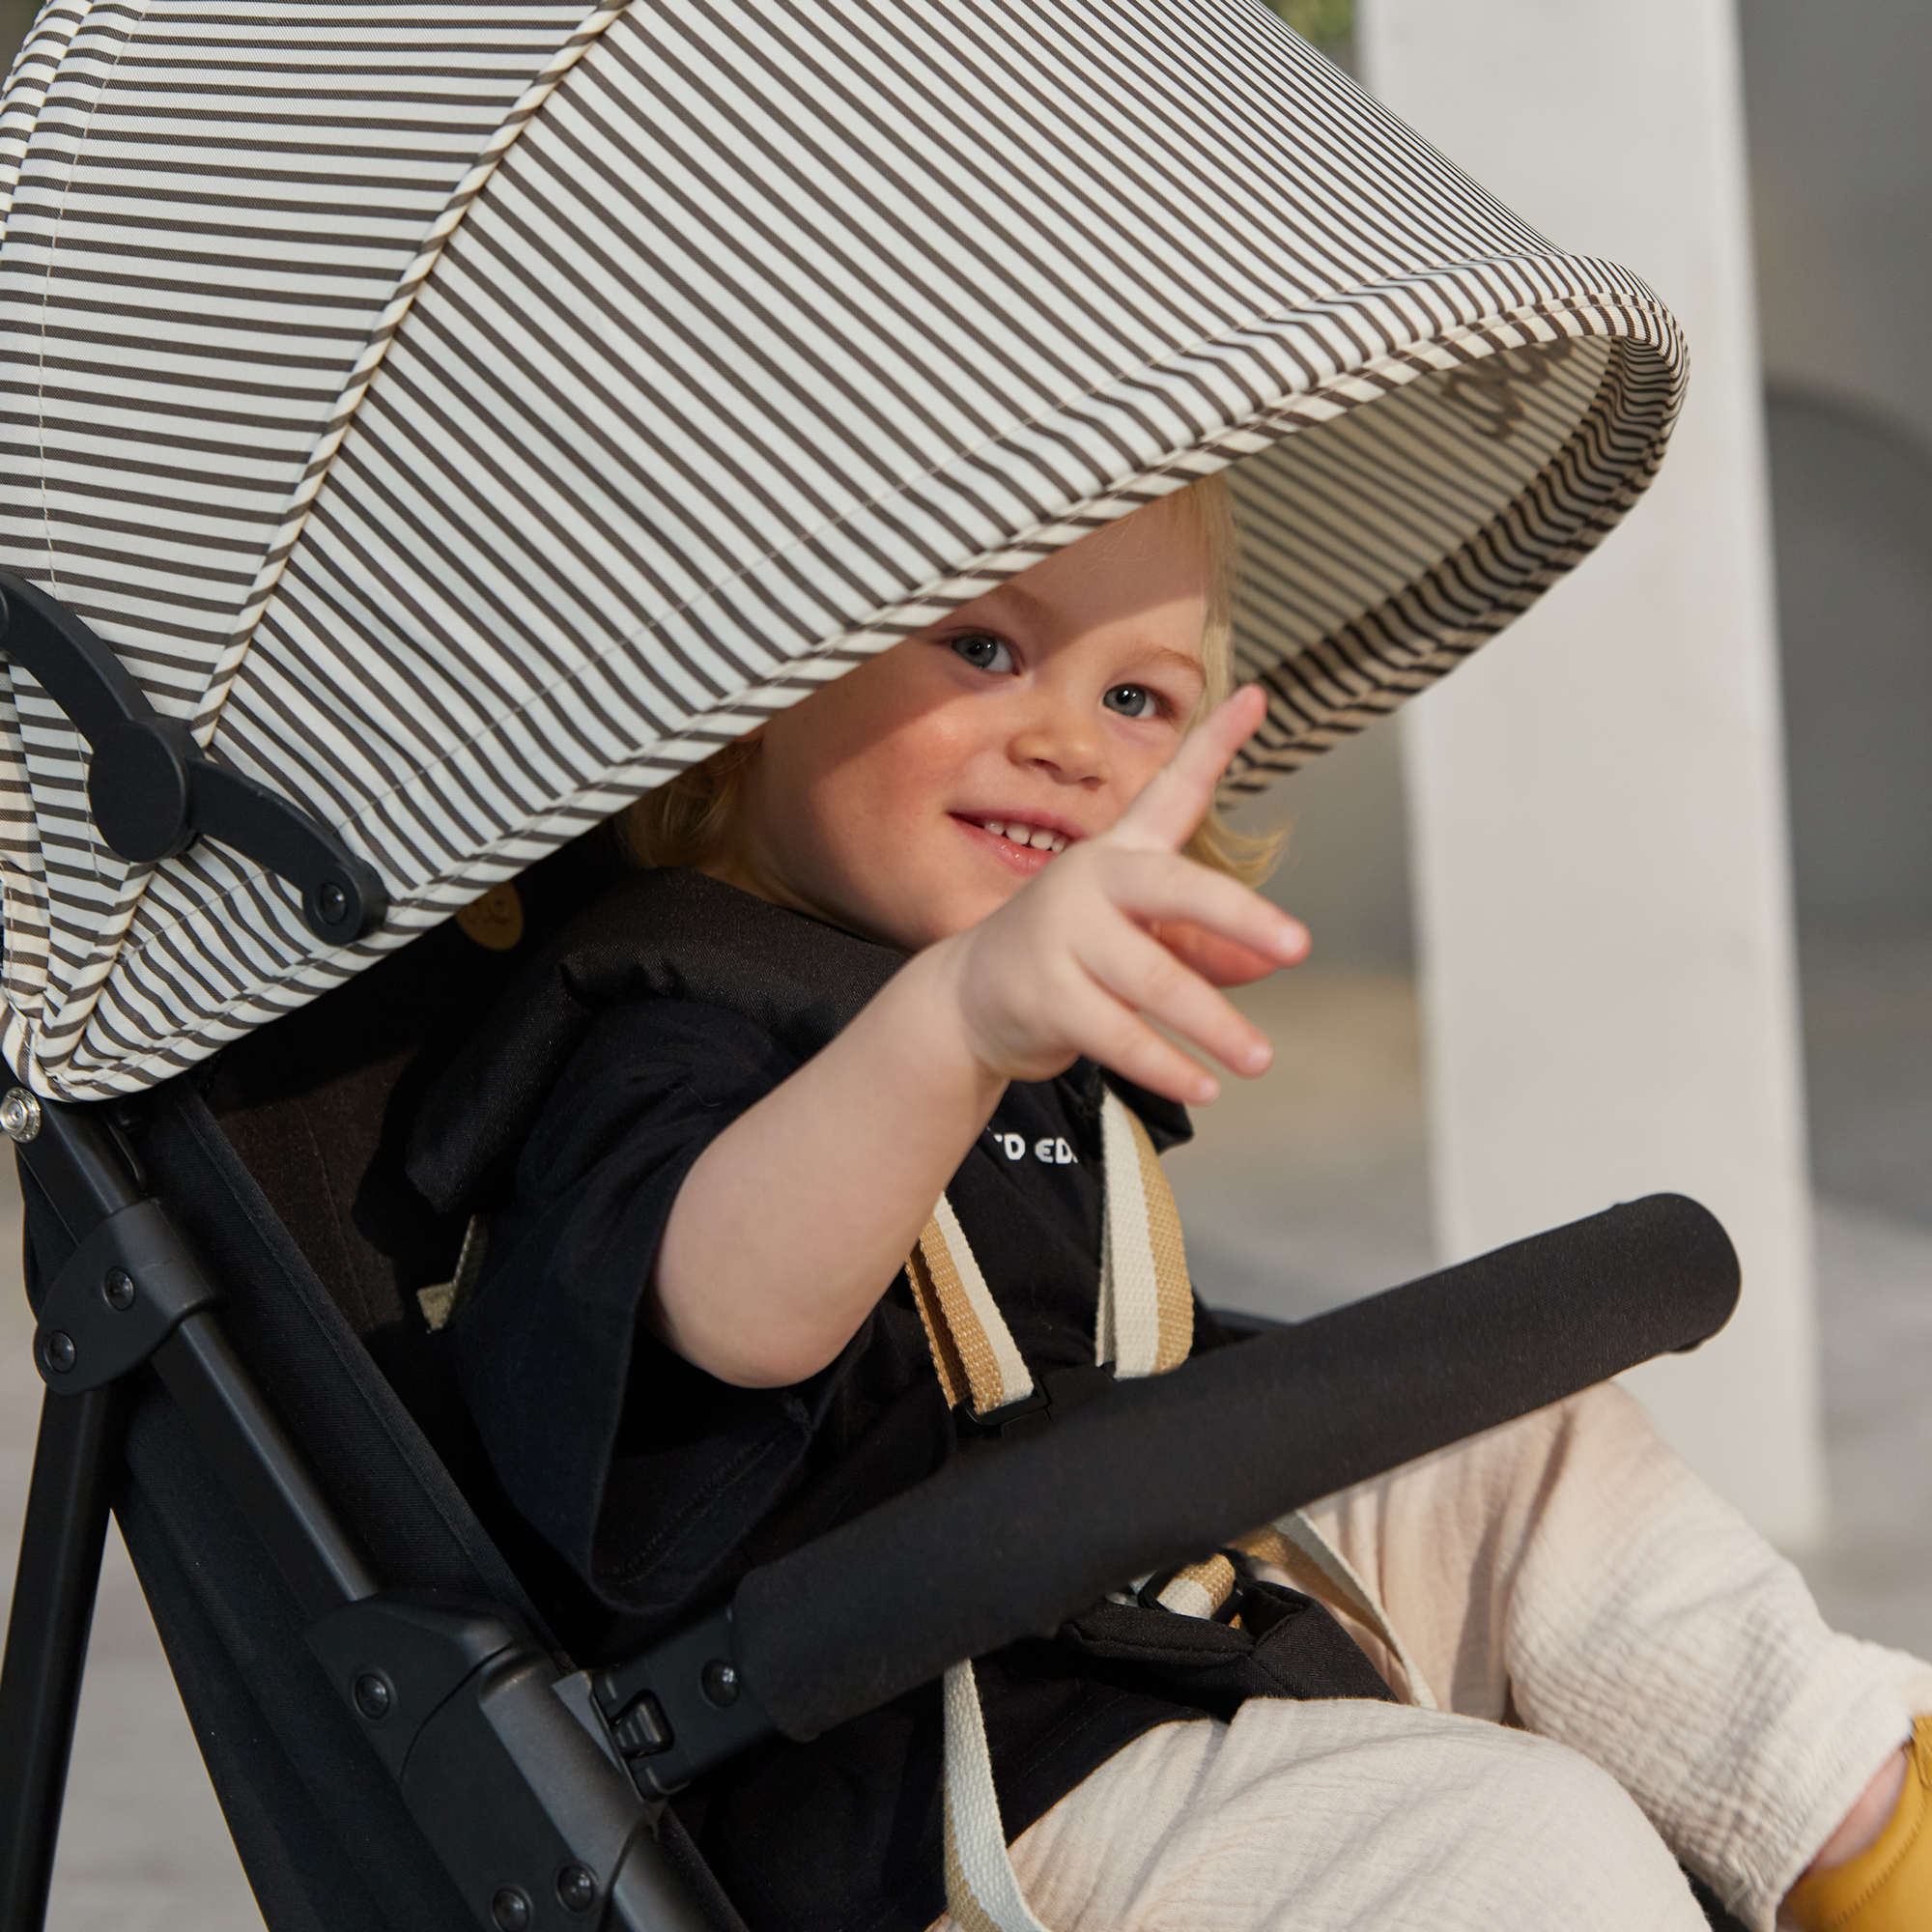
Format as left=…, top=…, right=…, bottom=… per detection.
left=0, top=572, right=386, bottom=942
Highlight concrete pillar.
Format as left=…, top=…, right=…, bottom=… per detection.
left=1358, top=0, right=1824, bottom=1542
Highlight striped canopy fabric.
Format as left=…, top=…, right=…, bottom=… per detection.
left=0, top=0, right=1685, bottom=1099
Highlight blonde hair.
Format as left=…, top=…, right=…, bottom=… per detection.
left=622, top=474, right=1281, bottom=885
left=1165, top=475, right=1281, bottom=887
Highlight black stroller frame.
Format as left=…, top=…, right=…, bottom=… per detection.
left=1, top=1093, right=730, bottom=1932
left=0, top=579, right=1749, bottom=1932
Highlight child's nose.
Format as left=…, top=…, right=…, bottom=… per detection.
left=1010, top=704, right=1107, bottom=783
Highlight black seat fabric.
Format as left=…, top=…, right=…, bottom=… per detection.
left=188, top=822, right=655, bottom=1645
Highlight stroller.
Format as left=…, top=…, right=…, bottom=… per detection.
left=0, top=2, right=1742, bottom=1927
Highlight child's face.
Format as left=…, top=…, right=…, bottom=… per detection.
left=712, top=504, right=1211, bottom=952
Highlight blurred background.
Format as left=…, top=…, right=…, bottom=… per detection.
left=2, top=1, right=1929, bottom=1924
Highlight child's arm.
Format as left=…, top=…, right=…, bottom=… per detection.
left=649, top=688, right=1307, bottom=1388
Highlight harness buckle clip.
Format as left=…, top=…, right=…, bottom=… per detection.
left=958, top=1363, right=1117, bottom=1441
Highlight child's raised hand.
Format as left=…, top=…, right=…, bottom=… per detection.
left=939, top=685, right=1309, bottom=1106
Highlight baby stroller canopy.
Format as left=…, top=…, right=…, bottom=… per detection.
left=0, top=0, right=1684, bottom=1099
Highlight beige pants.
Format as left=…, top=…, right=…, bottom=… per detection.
left=940, top=1384, right=1932, bottom=1932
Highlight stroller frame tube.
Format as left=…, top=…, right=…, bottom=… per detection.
left=0, top=1100, right=715, bottom=1932
left=153, top=1311, right=382, bottom=1618
left=0, top=1385, right=120, bottom=1932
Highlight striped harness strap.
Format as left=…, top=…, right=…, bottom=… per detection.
left=911, top=1093, right=1430, bottom=1932
left=906, top=1094, right=1192, bottom=1418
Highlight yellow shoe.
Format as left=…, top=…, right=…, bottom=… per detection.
left=1786, top=1718, right=1932, bottom=1932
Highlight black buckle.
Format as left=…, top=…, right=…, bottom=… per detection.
left=957, top=1363, right=1117, bottom=1441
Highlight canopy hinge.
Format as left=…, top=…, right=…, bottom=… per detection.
left=0, top=572, right=386, bottom=941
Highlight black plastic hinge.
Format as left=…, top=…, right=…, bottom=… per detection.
left=591, top=1605, right=772, bottom=1798
left=308, top=1593, right=653, bottom=1931
left=30, top=1197, right=216, bottom=1394
left=0, top=570, right=386, bottom=942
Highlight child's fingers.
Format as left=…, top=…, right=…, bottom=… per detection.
left=1094, top=844, right=1306, bottom=967
left=1074, top=919, right=1274, bottom=1081
left=1109, top=684, right=1266, bottom=856
left=1150, top=918, right=1305, bottom=988
left=1054, top=985, right=1229, bottom=1107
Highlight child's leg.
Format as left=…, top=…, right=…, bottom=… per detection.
left=1302, top=1381, right=1932, bottom=1928
left=943, top=1700, right=1711, bottom=1932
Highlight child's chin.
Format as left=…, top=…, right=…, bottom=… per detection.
left=922, top=878, right=1025, bottom=944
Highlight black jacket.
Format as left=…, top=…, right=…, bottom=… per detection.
left=409, top=868, right=1387, bottom=1932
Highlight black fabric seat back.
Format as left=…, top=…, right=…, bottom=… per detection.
left=198, top=826, right=635, bottom=1355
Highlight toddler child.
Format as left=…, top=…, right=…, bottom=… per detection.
left=411, top=480, right=1931, bottom=1932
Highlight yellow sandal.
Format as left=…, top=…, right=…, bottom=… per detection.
left=1786, top=1718, right=1932, bottom=1932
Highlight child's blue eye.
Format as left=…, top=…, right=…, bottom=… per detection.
left=1103, top=683, right=1155, bottom=719
left=950, top=632, right=1014, bottom=674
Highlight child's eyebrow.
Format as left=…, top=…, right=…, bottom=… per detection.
left=975, top=581, right=1046, bottom=619
left=1132, top=644, right=1208, bottom=685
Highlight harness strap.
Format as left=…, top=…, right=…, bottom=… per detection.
left=1097, top=1095, right=1193, bottom=1378
left=1151, top=1551, right=1240, bottom=1620
left=912, top=1092, right=1194, bottom=1423
left=942, top=1662, right=1053, bottom=1932
left=915, top=1089, right=1418, bottom=1930
left=909, top=1192, right=1036, bottom=1416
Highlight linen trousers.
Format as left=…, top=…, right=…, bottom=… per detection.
left=936, top=1383, right=1932, bottom=1932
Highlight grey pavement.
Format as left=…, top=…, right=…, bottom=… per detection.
left=1, top=945, right=1928, bottom=1923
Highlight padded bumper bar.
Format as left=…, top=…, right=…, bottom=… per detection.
left=728, top=1194, right=1740, bottom=1744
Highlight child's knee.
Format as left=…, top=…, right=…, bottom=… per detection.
left=1403, top=1723, right=1705, bottom=1927
left=1187, top=1706, right=1711, bottom=1930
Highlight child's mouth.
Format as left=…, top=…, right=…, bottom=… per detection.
left=980, top=817, right=1070, bottom=855
left=953, top=814, right=1073, bottom=872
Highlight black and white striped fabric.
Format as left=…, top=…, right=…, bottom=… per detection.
left=0, top=0, right=1684, bottom=1098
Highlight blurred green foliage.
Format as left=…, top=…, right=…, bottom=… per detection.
left=1262, top=0, right=1354, bottom=54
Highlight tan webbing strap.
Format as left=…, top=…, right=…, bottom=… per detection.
left=909, top=1194, right=1036, bottom=1419
left=909, top=1099, right=1219, bottom=1932
left=941, top=1661, right=1051, bottom=1932
left=1152, top=1552, right=1239, bottom=1620
left=905, top=1241, right=970, bottom=1412
left=1096, top=1091, right=1193, bottom=1377
left=416, top=1213, right=489, bottom=1333
left=1123, top=1094, right=1193, bottom=1372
